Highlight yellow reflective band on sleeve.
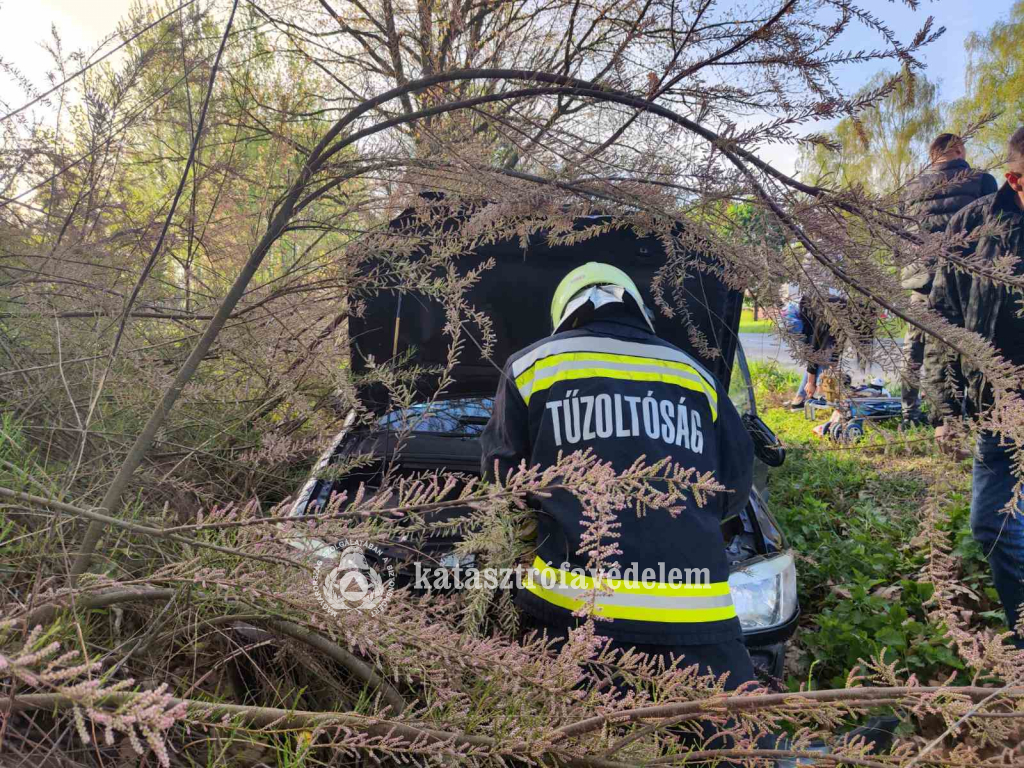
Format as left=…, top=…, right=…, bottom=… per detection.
left=523, top=558, right=737, bottom=624
left=514, top=351, right=718, bottom=420
left=523, top=585, right=739, bottom=623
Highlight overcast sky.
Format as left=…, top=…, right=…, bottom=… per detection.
left=0, top=0, right=1016, bottom=174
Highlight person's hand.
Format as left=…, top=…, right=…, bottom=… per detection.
left=804, top=376, right=817, bottom=399
left=934, top=423, right=969, bottom=460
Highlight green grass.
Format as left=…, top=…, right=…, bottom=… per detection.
left=0, top=413, right=66, bottom=588
left=757, top=399, right=995, bottom=690
left=738, top=309, right=776, bottom=334
left=747, top=361, right=801, bottom=396
left=738, top=306, right=907, bottom=339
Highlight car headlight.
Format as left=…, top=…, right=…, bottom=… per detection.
left=728, top=552, right=798, bottom=631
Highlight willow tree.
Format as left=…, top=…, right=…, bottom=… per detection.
left=797, top=69, right=942, bottom=194
left=951, top=0, right=1024, bottom=165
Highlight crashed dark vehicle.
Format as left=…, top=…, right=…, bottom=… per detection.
left=289, top=217, right=798, bottom=682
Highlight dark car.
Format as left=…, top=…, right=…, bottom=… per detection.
left=288, top=216, right=798, bottom=681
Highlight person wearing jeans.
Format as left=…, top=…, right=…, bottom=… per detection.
left=794, top=367, right=818, bottom=405
left=970, top=434, right=1024, bottom=648
left=788, top=297, right=840, bottom=408
left=898, top=294, right=928, bottom=423
left=924, top=127, right=1024, bottom=648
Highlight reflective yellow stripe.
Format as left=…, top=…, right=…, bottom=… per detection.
left=523, top=582, right=738, bottom=623
left=524, top=558, right=737, bottom=623
left=521, top=350, right=711, bottom=381
left=526, top=367, right=717, bottom=417
left=519, top=368, right=717, bottom=420
left=516, top=351, right=717, bottom=395
left=510, top=337, right=715, bottom=383
left=514, top=351, right=718, bottom=418
left=529, top=557, right=730, bottom=596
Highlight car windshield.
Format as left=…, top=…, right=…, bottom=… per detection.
left=378, top=397, right=494, bottom=435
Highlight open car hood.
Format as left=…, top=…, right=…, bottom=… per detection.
left=350, top=213, right=743, bottom=413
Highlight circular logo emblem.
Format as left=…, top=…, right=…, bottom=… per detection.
left=313, top=540, right=395, bottom=616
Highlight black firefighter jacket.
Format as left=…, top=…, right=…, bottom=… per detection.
left=481, top=310, right=753, bottom=644
left=901, top=159, right=998, bottom=294
left=923, top=181, right=1024, bottom=420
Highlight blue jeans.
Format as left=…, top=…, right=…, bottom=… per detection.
left=794, top=366, right=821, bottom=401
left=971, top=434, right=1024, bottom=649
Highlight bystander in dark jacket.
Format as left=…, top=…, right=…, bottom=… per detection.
left=902, top=157, right=998, bottom=294
left=922, top=181, right=1024, bottom=418
left=899, top=135, right=997, bottom=423
left=922, top=128, right=1024, bottom=649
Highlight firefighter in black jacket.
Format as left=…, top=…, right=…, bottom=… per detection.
left=481, top=262, right=759, bottom=687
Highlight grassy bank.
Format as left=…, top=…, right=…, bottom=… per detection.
left=739, top=308, right=775, bottom=334
left=750, top=367, right=1000, bottom=690
left=739, top=309, right=908, bottom=338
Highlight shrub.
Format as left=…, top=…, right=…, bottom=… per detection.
left=759, top=403, right=996, bottom=689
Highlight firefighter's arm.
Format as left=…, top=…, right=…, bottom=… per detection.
left=716, top=386, right=754, bottom=519
left=480, top=364, right=531, bottom=484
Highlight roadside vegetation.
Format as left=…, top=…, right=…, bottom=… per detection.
left=739, top=309, right=776, bottom=334
left=751, top=365, right=999, bottom=691
left=0, top=361, right=1014, bottom=765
